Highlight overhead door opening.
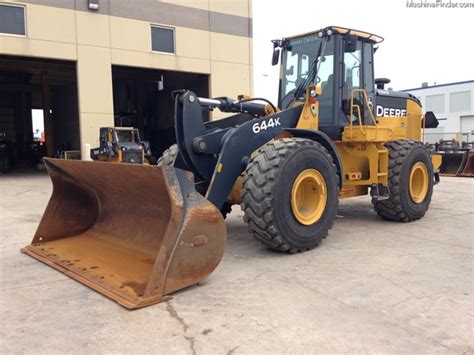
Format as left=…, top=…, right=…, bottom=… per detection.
left=112, top=66, right=209, bottom=162
left=0, top=55, right=80, bottom=172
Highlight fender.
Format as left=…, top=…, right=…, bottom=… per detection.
left=285, top=128, right=343, bottom=189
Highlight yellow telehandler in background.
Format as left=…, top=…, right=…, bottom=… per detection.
left=23, top=26, right=441, bottom=309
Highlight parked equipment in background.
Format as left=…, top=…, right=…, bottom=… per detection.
left=23, top=26, right=442, bottom=309
left=90, top=127, right=151, bottom=164
left=0, top=133, right=14, bottom=173
left=59, top=150, right=81, bottom=160
left=433, top=139, right=473, bottom=177
left=458, top=150, right=474, bottom=177
left=32, top=140, right=47, bottom=168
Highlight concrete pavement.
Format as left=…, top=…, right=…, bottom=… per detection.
left=1, top=172, right=473, bottom=353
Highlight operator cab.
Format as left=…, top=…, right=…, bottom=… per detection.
left=273, top=26, right=383, bottom=140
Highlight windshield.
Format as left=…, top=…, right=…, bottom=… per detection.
left=279, top=35, right=335, bottom=110
left=115, top=130, right=136, bottom=143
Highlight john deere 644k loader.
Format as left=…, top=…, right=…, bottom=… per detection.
left=23, top=26, right=441, bottom=309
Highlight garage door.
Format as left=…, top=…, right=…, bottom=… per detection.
left=461, top=115, right=474, bottom=140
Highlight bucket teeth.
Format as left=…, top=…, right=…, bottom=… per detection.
left=22, top=158, right=227, bottom=309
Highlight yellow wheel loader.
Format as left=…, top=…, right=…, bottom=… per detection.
left=91, top=127, right=152, bottom=164
left=22, top=26, right=441, bottom=309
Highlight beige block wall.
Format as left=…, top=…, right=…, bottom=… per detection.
left=79, top=113, right=115, bottom=152
left=109, top=17, right=149, bottom=52
left=0, top=1, right=253, bottom=157
left=0, top=34, right=77, bottom=59
left=160, top=0, right=209, bottom=11
left=210, top=61, right=251, bottom=119
left=175, top=27, right=211, bottom=60
left=75, top=11, right=111, bottom=47
left=209, top=0, right=250, bottom=17
left=210, top=32, right=249, bottom=64
left=0, top=3, right=77, bottom=59
left=76, top=45, right=114, bottom=157
left=110, top=49, right=212, bottom=74
left=161, top=0, right=251, bottom=15
left=27, top=5, right=76, bottom=43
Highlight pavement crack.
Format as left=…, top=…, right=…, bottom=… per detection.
left=166, top=303, right=196, bottom=355
left=376, top=275, right=418, bottom=297
left=227, top=345, right=239, bottom=354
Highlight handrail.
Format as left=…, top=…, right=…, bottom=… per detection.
left=349, top=88, right=378, bottom=138
left=422, top=112, right=426, bottom=143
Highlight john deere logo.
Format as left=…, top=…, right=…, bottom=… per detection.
left=376, top=105, right=407, bottom=117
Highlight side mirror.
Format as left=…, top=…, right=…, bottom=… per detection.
left=423, top=111, right=439, bottom=128
left=272, top=49, right=280, bottom=66
left=285, top=65, right=294, bottom=76
left=344, top=34, right=358, bottom=53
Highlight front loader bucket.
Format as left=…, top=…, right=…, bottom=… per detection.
left=22, top=158, right=226, bottom=309
left=439, top=152, right=464, bottom=176
left=458, top=150, right=474, bottom=177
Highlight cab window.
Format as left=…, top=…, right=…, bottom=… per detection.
left=100, top=129, right=108, bottom=142
left=116, top=130, right=133, bottom=142
left=343, top=42, right=362, bottom=96
left=280, top=35, right=335, bottom=111
left=343, top=41, right=365, bottom=122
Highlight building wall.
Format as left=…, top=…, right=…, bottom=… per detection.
left=404, top=81, right=474, bottom=143
left=0, top=0, right=253, bottom=158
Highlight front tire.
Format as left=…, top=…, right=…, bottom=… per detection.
left=241, top=138, right=339, bottom=253
left=372, top=140, right=434, bottom=222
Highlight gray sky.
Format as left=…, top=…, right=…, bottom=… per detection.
left=252, top=0, right=474, bottom=103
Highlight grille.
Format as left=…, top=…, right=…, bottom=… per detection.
left=122, top=151, right=142, bottom=164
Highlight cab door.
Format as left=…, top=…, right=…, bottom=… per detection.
left=339, top=38, right=375, bottom=126
left=362, top=41, right=376, bottom=123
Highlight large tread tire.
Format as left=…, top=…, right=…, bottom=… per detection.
left=372, top=140, right=434, bottom=222
left=157, top=144, right=233, bottom=219
left=241, top=138, right=339, bottom=253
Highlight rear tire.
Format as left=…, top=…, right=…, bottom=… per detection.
left=372, top=140, right=434, bottom=222
left=241, top=138, right=339, bottom=253
left=157, top=144, right=233, bottom=219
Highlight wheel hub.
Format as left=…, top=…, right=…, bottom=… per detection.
left=291, top=169, right=327, bottom=225
left=409, top=162, right=429, bottom=204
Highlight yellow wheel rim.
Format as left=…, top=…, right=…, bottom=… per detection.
left=409, top=162, right=429, bottom=204
left=291, top=169, right=327, bottom=225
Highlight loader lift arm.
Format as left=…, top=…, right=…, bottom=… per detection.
left=173, top=90, right=306, bottom=209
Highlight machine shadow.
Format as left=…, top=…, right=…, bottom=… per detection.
left=222, top=199, right=390, bottom=260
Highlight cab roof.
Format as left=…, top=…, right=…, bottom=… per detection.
left=287, top=26, right=384, bottom=43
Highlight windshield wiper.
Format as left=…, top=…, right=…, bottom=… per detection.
left=292, top=37, right=328, bottom=102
